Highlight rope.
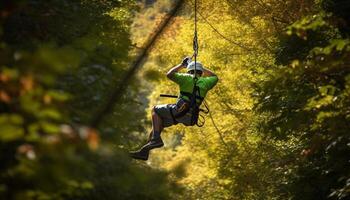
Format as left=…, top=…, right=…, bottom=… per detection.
left=190, top=0, right=200, bottom=126
left=204, top=100, right=228, bottom=148
left=225, top=0, right=273, bottom=53
left=193, top=0, right=198, bottom=79
left=188, top=0, right=253, bottom=51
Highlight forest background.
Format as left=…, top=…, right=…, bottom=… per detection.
left=0, top=0, right=349, bottom=199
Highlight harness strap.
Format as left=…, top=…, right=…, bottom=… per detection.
left=200, top=99, right=210, bottom=114
left=163, top=96, right=209, bottom=127
left=197, top=114, right=205, bottom=127
left=169, top=107, right=178, bottom=124
left=180, top=91, right=204, bottom=102
left=159, top=91, right=204, bottom=102
left=174, top=102, right=190, bottom=118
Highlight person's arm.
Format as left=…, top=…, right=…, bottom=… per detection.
left=202, top=68, right=217, bottom=77
left=166, top=57, right=191, bottom=81
left=166, top=64, right=185, bottom=80
left=202, top=67, right=219, bottom=89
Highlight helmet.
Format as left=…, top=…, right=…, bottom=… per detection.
left=187, top=61, right=204, bottom=72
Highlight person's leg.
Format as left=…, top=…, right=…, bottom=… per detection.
left=130, top=105, right=171, bottom=160
left=150, top=106, right=163, bottom=139
left=145, top=107, right=163, bottom=142
left=141, top=106, right=164, bottom=149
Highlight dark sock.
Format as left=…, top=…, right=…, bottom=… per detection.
left=147, top=130, right=153, bottom=142
left=152, top=131, right=160, bottom=140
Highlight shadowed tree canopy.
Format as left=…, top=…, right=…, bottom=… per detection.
left=0, top=0, right=349, bottom=200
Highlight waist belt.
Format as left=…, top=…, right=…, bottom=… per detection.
left=172, top=98, right=191, bottom=119
left=180, top=91, right=204, bottom=104
left=160, top=91, right=209, bottom=127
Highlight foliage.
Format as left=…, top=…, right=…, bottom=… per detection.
left=1, top=0, right=349, bottom=199
left=256, top=8, right=350, bottom=199
left=137, top=0, right=350, bottom=200
left=0, top=0, right=179, bottom=199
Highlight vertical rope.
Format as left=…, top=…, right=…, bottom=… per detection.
left=190, top=0, right=199, bottom=126
left=193, top=0, right=198, bottom=79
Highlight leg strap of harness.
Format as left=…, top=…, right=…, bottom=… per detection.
left=169, top=107, right=178, bottom=124
left=174, top=102, right=190, bottom=119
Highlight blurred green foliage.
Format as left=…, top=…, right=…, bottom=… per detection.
left=0, top=0, right=179, bottom=199
left=256, top=2, right=350, bottom=199
left=1, top=0, right=349, bottom=199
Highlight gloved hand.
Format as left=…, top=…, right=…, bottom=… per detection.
left=181, top=56, right=191, bottom=67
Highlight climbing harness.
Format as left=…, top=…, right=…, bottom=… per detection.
left=160, top=0, right=211, bottom=127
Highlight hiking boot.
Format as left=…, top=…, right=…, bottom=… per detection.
left=142, top=137, right=164, bottom=151
left=129, top=148, right=149, bottom=161
left=129, top=134, right=164, bottom=160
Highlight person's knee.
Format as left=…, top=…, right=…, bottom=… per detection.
left=152, top=106, right=160, bottom=118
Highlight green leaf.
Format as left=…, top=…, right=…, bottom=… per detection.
left=46, top=90, right=70, bottom=101
left=26, top=123, right=40, bottom=142
left=37, top=109, right=62, bottom=120
left=333, top=39, right=349, bottom=51
left=39, top=121, right=60, bottom=134
left=0, top=114, right=24, bottom=141
left=81, top=181, right=94, bottom=189
left=318, top=85, right=336, bottom=96
left=20, top=93, right=41, bottom=114
left=2, top=67, right=19, bottom=80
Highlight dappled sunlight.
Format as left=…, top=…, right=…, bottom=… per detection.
left=1, top=0, right=349, bottom=199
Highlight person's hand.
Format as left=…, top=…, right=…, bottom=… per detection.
left=181, top=56, right=191, bottom=67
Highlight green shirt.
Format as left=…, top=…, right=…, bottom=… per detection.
left=171, top=72, right=218, bottom=101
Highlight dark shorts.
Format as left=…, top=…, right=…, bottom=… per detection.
left=154, top=99, right=193, bottom=127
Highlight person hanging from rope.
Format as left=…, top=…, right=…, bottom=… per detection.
left=130, top=57, right=218, bottom=160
